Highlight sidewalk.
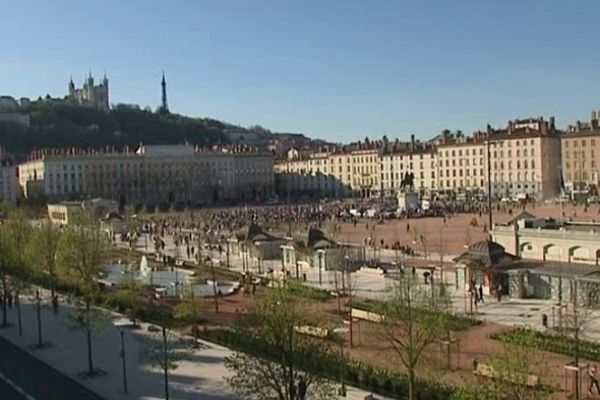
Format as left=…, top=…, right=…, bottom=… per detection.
left=0, top=293, right=390, bottom=400
left=121, top=234, right=600, bottom=342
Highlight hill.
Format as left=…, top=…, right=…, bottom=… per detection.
left=0, top=101, right=247, bottom=158
left=0, top=100, right=335, bottom=160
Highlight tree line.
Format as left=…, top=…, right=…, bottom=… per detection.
left=0, top=101, right=244, bottom=157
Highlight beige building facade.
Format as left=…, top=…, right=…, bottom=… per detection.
left=19, top=145, right=274, bottom=206
left=492, top=218, right=600, bottom=266
left=560, top=110, right=600, bottom=193
left=275, top=117, right=561, bottom=201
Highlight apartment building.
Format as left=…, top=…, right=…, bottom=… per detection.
left=349, top=147, right=381, bottom=198
left=18, top=144, right=274, bottom=206
left=274, top=138, right=404, bottom=199
left=381, top=136, right=437, bottom=196
left=560, top=110, right=600, bottom=193
left=489, top=117, right=561, bottom=200
left=436, top=131, right=487, bottom=195
left=436, top=118, right=561, bottom=200
left=275, top=117, right=562, bottom=201
left=0, top=159, right=17, bottom=204
left=274, top=150, right=352, bottom=199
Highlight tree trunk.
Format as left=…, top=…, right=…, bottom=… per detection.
left=16, top=292, right=22, bottom=336
left=211, top=266, right=219, bottom=313
left=1, top=277, right=8, bottom=327
left=86, top=302, right=94, bottom=375
left=36, top=292, right=43, bottom=347
left=408, top=369, right=416, bottom=400
left=163, top=325, right=170, bottom=400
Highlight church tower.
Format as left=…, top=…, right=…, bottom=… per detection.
left=68, top=75, right=75, bottom=97
left=159, top=71, right=169, bottom=114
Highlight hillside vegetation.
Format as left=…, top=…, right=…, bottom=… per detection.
left=0, top=101, right=248, bottom=156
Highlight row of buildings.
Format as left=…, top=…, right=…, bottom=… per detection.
left=2, top=111, right=600, bottom=206
left=17, top=144, right=274, bottom=207
left=275, top=116, right=568, bottom=201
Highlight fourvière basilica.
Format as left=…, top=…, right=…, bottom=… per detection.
left=67, top=73, right=110, bottom=111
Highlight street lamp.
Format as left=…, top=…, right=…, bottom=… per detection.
left=113, top=320, right=129, bottom=395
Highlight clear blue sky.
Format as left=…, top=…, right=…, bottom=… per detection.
left=2, top=1, right=600, bottom=142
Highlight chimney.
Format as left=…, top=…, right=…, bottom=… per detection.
left=410, top=134, right=415, bottom=152
left=592, top=111, right=599, bottom=130
left=549, top=116, right=555, bottom=131
left=540, top=120, right=548, bottom=135
left=507, top=121, right=513, bottom=135
left=577, top=121, right=583, bottom=131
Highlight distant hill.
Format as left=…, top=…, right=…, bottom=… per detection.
left=0, top=100, right=330, bottom=160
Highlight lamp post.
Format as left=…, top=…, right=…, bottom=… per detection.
left=114, top=320, right=129, bottom=395
left=318, top=250, right=323, bottom=286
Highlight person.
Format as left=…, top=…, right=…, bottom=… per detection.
left=52, top=295, right=59, bottom=314
left=478, top=284, right=484, bottom=303
left=496, top=284, right=502, bottom=302
left=590, top=364, right=600, bottom=395
left=297, top=377, right=307, bottom=400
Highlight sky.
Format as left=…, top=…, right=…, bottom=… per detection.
left=2, top=0, right=600, bottom=143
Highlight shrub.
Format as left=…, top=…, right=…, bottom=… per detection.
left=492, top=327, right=600, bottom=362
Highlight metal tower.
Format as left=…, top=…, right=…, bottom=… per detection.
left=160, top=71, right=169, bottom=114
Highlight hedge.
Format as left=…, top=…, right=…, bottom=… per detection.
left=200, top=328, right=454, bottom=400
left=492, top=327, right=600, bottom=362
left=352, top=299, right=479, bottom=331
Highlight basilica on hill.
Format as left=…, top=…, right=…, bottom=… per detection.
left=67, top=72, right=110, bottom=111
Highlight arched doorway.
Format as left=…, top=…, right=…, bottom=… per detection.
left=543, top=244, right=561, bottom=262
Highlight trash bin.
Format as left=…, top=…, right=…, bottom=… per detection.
left=542, top=313, right=548, bottom=328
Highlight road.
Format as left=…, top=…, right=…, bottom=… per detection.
left=0, top=377, right=26, bottom=400
left=0, top=335, right=105, bottom=400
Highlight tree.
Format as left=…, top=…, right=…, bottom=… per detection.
left=143, top=306, right=190, bottom=400
left=0, top=209, right=31, bottom=327
left=225, top=286, right=336, bottom=400
left=378, top=275, right=451, bottom=400
left=479, top=341, right=547, bottom=400
left=174, top=291, right=204, bottom=346
left=58, top=217, right=108, bottom=376
left=26, top=220, right=62, bottom=301
left=107, top=264, right=146, bottom=328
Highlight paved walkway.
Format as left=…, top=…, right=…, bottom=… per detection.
left=121, top=234, right=600, bottom=342
left=0, top=292, right=390, bottom=400
left=0, top=333, right=104, bottom=400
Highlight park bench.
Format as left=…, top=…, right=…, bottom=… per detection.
left=294, top=325, right=329, bottom=338
left=473, top=362, right=539, bottom=387
left=351, top=308, right=384, bottom=323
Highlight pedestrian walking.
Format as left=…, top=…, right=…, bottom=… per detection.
left=478, top=284, right=484, bottom=303
left=52, top=295, right=59, bottom=314
left=496, top=284, right=502, bottom=302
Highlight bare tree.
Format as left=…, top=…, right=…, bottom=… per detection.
left=174, top=290, right=205, bottom=346
left=481, top=341, right=547, bottom=400
left=225, top=286, right=336, bottom=400
left=378, top=274, right=451, bottom=400
left=144, top=323, right=191, bottom=400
